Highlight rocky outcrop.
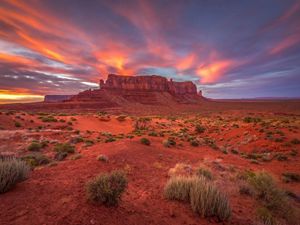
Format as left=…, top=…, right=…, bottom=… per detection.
left=99, top=74, right=197, bottom=95
left=69, top=74, right=203, bottom=106
left=44, top=95, right=74, bottom=102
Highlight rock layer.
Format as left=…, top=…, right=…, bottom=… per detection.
left=100, top=74, right=197, bottom=95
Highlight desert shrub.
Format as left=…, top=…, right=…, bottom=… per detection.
left=85, top=139, right=94, bottom=147
left=256, top=207, right=277, bottom=225
left=15, top=121, right=21, bottom=127
left=164, top=176, right=194, bottom=201
left=163, top=138, right=176, bottom=147
left=291, top=138, right=300, bottom=145
left=140, top=137, right=150, bottom=145
left=70, top=136, right=84, bottom=144
left=27, top=141, right=42, bottom=151
left=247, top=172, right=288, bottom=211
left=275, top=154, right=288, bottom=161
left=40, top=116, right=57, bottom=122
left=0, top=158, right=30, bottom=193
left=164, top=176, right=231, bottom=221
left=148, top=131, right=158, bottom=136
left=195, top=124, right=205, bottom=134
left=54, top=151, right=68, bottom=161
left=282, top=172, right=300, bottom=183
left=54, top=143, right=75, bottom=153
left=231, top=149, right=239, bottom=154
left=190, top=177, right=231, bottom=221
left=21, top=153, right=50, bottom=167
left=134, top=117, right=151, bottom=130
left=97, top=154, right=108, bottom=162
left=196, top=167, right=213, bottom=180
left=243, top=117, right=261, bottom=123
left=86, top=170, right=127, bottom=206
left=190, top=139, right=199, bottom=147
left=105, top=137, right=116, bottom=143
left=116, top=115, right=126, bottom=121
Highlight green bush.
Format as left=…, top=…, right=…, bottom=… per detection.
left=190, top=139, right=199, bottom=147
left=116, top=115, right=126, bottom=121
left=140, top=138, right=150, bottom=145
left=54, top=143, right=75, bottom=153
left=164, top=176, right=231, bottom=221
left=86, top=170, right=127, bottom=206
left=54, top=151, right=68, bottom=161
left=134, top=117, right=151, bottom=130
left=97, top=154, right=108, bottom=162
left=0, top=158, right=30, bottom=193
left=40, top=116, right=57, bottom=122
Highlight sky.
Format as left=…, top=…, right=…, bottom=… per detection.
left=0, top=0, right=300, bottom=103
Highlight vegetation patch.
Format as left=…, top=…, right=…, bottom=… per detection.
left=0, top=158, right=30, bottom=193
left=86, top=170, right=127, bottom=206
left=140, top=137, right=151, bottom=145
left=164, top=176, right=231, bottom=221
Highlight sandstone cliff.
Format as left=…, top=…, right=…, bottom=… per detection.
left=69, top=74, right=203, bottom=106
left=100, top=74, right=197, bottom=95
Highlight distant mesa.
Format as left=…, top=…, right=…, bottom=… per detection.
left=44, top=74, right=204, bottom=107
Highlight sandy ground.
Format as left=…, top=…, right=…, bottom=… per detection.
left=0, top=105, right=299, bottom=225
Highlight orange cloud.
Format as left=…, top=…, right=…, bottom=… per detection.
left=196, top=60, right=234, bottom=84
left=269, top=33, right=300, bottom=55
left=176, top=54, right=196, bottom=71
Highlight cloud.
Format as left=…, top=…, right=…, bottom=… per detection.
left=0, top=0, right=300, bottom=102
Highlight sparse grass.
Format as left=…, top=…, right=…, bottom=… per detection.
left=27, top=141, right=42, bottom=151
left=54, top=143, right=75, bottom=153
left=140, top=137, right=150, bottom=145
left=190, top=139, right=199, bottom=147
left=70, top=154, right=82, bottom=160
left=86, top=170, right=127, bottom=206
left=164, top=176, right=231, bottom=221
left=243, top=117, right=261, bottom=123
left=54, top=151, right=68, bottom=161
left=0, top=158, right=30, bottom=193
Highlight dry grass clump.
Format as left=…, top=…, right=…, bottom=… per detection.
left=116, top=115, right=127, bottom=121
left=86, top=170, right=127, bottom=206
left=164, top=176, right=231, bottom=221
left=134, top=117, right=151, bottom=130
left=164, top=176, right=194, bottom=201
left=0, top=158, right=30, bottom=193
left=239, top=170, right=299, bottom=224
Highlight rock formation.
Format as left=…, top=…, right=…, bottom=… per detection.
left=99, top=74, right=197, bottom=95
left=69, top=74, right=203, bottom=105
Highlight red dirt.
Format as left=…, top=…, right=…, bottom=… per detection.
left=0, top=102, right=300, bottom=225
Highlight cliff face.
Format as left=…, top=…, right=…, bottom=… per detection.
left=69, top=74, right=203, bottom=106
left=100, top=74, right=197, bottom=95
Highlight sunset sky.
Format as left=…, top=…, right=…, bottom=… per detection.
left=0, top=0, right=300, bottom=103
